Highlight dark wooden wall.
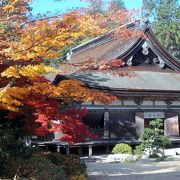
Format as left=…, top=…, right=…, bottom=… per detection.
left=109, top=110, right=136, bottom=138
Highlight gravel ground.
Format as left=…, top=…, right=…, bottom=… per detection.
left=86, top=159, right=180, bottom=180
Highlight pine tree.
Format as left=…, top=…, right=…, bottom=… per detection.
left=154, top=0, right=180, bottom=58
left=139, top=119, right=170, bottom=158
left=142, top=0, right=180, bottom=59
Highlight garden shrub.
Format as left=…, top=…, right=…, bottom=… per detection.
left=1, top=155, right=66, bottom=180
left=155, top=156, right=166, bottom=161
left=47, top=153, right=87, bottom=180
left=70, top=174, right=87, bottom=180
left=124, top=155, right=136, bottom=163
left=29, top=155, right=66, bottom=180
left=112, top=143, right=132, bottom=154
left=134, top=145, right=145, bottom=156
left=0, top=158, right=29, bottom=178
left=1, top=151, right=87, bottom=180
left=0, top=124, right=24, bottom=168
left=139, top=119, right=170, bottom=159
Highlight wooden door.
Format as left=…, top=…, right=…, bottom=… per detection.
left=165, top=112, right=179, bottom=136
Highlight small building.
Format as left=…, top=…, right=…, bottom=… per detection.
left=41, top=21, right=180, bottom=156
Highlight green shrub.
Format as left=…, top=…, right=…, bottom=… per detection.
left=70, top=174, right=87, bottom=180
left=0, top=158, right=30, bottom=178
left=29, top=155, right=66, bottom=180
left=155, top=156, right=166, bottom=161
left=1, top=151, right=87, bottom=180
left=1, top=155, right=66, bottom=180
left=112, top=143, right=132, bottom=154
left=124, top=155, right=136, bottom=163
left=133, top=145, right=145, bottom=156
left=139, top=119, right=170, bottom=158
left=47, top=153, right=87, bottom=180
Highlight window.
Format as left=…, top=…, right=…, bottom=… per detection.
left=83, top=110, right=104, bottom=129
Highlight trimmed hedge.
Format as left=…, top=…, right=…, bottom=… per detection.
left=112, top=143, right=132, bottom=154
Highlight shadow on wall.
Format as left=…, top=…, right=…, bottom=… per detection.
left=110, top=111, right=136, bottom=139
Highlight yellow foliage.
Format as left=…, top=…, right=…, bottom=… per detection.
left=1, top=65, right=59, bottom=79
left=19, top=65, right=60, bottom=78
left=0, top=87, right=26, bottom=111
left=55, top=80, right=116, bottom=104
left=0, top=0, right=114, bottom=112
left=1, top=66, right=20, bottom=78
left=2, top=10, right=104, bottom=61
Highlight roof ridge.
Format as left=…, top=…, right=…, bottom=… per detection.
left=67, top=20, right=140, bottom=59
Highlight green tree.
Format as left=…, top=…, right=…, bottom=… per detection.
left=154, top=0, right=180, bottom=58
left=142, top=0, right=180, bottom=59
left=142, top=0, right=157, bottom=17
left=85, top=0, right=105, bottom=15
left=109, top=0, right=126, bottom=9
left=0, top=115, right=31, bottom=173
left=138, top=119, right=170, bottom=158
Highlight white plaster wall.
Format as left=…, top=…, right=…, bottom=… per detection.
left=172, top=101, right=180, bottom=106
left=142, top=101, right=154, bottom=106
left=155, top=101, right=166, bottom=106
left=54, top=132, right=63, bottom=140
left=110, top=100, right=122, bottom=105
left=124, top=101, right=136, bottom=106
left=81, top=101, right=93, bottom=105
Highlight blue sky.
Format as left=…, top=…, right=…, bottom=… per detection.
left=30, top=0, right=143, bottom=16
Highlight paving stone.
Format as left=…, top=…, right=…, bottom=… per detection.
left=86, top=159, right=180, bottom=180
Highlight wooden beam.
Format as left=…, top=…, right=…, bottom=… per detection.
left=104, top=107, right=110, bottom=138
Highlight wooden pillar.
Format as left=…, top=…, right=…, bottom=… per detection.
left=78, top=147, right=83, bottom=156
left=105, top=145, right=110, bottom=154
left=178, top=113, right=180, bottom=136
left=66, top=146, right=70, bottom=155
left=57, top=146, right=60, bottom=153
left=135, top=112, right=144, bottom=137
left=88, top=145, right=92, bottom=157
left=45, top=145, right=48, bottom=151
left=104, top=107, right=110, bottom=138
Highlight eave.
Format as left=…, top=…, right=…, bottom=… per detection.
left=118, top=26, right=180, bottom=71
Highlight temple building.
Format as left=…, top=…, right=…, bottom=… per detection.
left=40, top=21, right=180, bottom=156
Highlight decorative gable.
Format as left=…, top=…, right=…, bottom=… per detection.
left=50, top=22, right=180, bottom=99
left=126, top=40, right=170, bottom=70
left=119, top=26, right=180, bottom=71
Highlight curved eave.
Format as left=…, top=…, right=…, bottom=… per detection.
left=52, top=74, right=180, bottom=99
left=85, top=84, right=180, bottom=93
left=118, top=26, right=180, bottom=70
left=52, top=74, right=69, bottom=85
left=85, top=84, right=180, bottom=99
left=118, top=37, right=144, bottom=60
left=146, top=27, right=180, bottom=69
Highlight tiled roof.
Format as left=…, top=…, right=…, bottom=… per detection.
left=50, top=22, right=180, bottom=95
left=69, top=69, right=180, bottom=92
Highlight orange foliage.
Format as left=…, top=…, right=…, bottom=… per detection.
left=0, top=0, right=139, bottom=142
left=0, top=0, right=110, bottom=110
